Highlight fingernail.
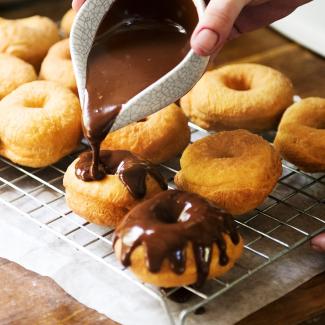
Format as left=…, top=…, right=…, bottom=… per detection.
left=194, top=28, right=219, bottom=55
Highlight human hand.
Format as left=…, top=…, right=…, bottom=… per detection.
left=73, top=0, right=311, bottom=56
left=72, top=0, right=84, bottom=11
left=191, top=0, right=312, bottom=56
left=311, top=233, right=325, bottom=253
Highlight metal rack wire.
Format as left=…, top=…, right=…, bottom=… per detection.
left=0, top=123, right=324, bottom=325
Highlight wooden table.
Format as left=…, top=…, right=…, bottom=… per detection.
left=0, top=0, right=324, bottom=324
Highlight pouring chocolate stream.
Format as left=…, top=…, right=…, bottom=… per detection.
left=79, top=0, right=198, bottom=182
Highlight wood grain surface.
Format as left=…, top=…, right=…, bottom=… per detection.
left=0, top=257, right=116, bottom=325
left=0, top=0, right=324, bottom=324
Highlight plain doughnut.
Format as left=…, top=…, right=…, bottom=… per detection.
left=0, top=16, right=60, bottom=67
left=61, top=9, right=76, bottom=36
left=0, top=54, right=36, bottom=100
left=274, top=97, right=325, bottom=172
left=175, top=130, right=282, bottom=215
left=40, top=39, right=77, bottom=94
left=181, top=63, right=294, bottom=132
left=0, top=81, right=82, bottom=167
left=101, top=104, right=190, bottom=164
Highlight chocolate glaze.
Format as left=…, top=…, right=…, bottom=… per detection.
left=75, top=150, right=167, bottom=199
left=80, top=0, right=198, bottom=181
left=114, top=190, right=240, bottom=287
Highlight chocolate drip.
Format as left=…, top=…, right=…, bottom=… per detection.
left=80, top=0, right=198, bottom=180
left=114, top=190, right=241, bottom=286
left=75, top=150, right=167, bottom=199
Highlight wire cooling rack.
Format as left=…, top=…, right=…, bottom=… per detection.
left=0, top=122, right=324, bottom=325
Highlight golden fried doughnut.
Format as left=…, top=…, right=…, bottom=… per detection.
left=114, top=190, right=243, bottom=287
left=0, top=16, right=60, bottom=67
left=40, top=39, right=77, bottom=93
left=175, top=130, right=282, bottom=215
left=101, top=104, right=190, bottom=164
left=0, top=81, right=82, bottom=167
left=181, top=63, right=294, bottom=132
left=274, top=97, right=325, bottom=172
left=64, top=150, right=167, bottom=227
left=60, top=9, right=76, bottom=37
left=0, top=54, right=36, bottom=100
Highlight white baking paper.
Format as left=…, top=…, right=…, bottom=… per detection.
left=0, top=202, right=324, bottom=325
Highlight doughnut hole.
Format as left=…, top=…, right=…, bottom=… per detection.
left=154, top=205, right=178, bottom=224
left=223, top=74, right=251, bottom=91
left=153, top=200, right=188, bottom=224
left=24, top=96, right=46, bottom=109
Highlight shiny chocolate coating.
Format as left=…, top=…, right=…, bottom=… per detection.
left=75, top=150, right=167, bottom=199
left=114, top=190, right=240, bottom=287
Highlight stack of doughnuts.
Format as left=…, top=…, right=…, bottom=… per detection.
left=0, top=13, right=82, bottom=168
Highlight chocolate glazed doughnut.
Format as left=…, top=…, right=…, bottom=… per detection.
left=114, top=190, right=243, bottom=287
left=64, top=150, right=167, bottom=227
left=75, top=150, right=167, bottom=198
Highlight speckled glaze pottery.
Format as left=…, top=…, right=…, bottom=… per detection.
left=70, top=0, right=209, bottom=132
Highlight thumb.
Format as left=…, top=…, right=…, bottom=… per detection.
left=191, top=0, right=249, bottom=56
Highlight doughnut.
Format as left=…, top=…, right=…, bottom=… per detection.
left=175, top=130, right=282, bottom=215
left=101, top=104, right=190, bottom=164
left=0, top=81, right=82, bottom=168
left=40, top=39, right=77, bottom=94
left=0, top=16, right=60, bottom=67
left=274, top=97, right=325, bottom=172
left=63, top=150, right=167, bottom=227
left=60, top=9, right=76, bottom=37
left=114, top=190, right=243, bottom=287
left=181, top=63, right=294, bottom=132
left=0, top=54, right=36, bottom=100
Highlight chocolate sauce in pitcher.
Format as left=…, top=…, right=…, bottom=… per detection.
left=79, top=0, right=198, bottom=181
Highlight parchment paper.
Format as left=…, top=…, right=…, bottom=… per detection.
left=0, top=203, right=324, bottom=325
